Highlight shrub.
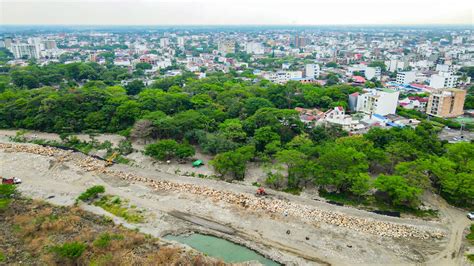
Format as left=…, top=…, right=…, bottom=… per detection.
left=175, top=144, right=195, bottom=160
left=118, top=140, right=133, bottom=155
left=467, top=224, right=474, bottom=244
left=265, top=172, right=286, bottom=189
left=93, top=233, right=124, bottom=248
left=50, top=242, right=86, bottom=260
left=9, top=130, right=28, bottom=142
left=77, top=186, right=105, bottom=202
left=0, top=184, right=17, bottom=199
left=144, top=139, right=179, bottom=160
left=144, top=139, right=195, bottom=161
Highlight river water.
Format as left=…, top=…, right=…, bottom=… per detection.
left=164, top=233, right=280, bottom=265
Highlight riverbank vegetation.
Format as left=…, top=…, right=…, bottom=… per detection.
left=0, top=63, right=472, bottom=211
left=77, top=186, right=145, bottom=223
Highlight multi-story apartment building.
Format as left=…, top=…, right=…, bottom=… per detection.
left=263, top=71, right=303, bottom=84
left=347, top=64, right=381, bottom=80
left=305, top=64, right=320, bottom=79
left=426, top=88, right=466, bottom=118
left=429, top=72, right=458, bottom=89
left=350, top=88, right=400, bottom=115
left=292, top=34, right=307, bottom=48
left=10, top=43, right=40, bottom=59
left=386, top=58, right=408, bottom=72
left=245, top=42, right=264, bottom=55
left=217, top=40, right=235, bottom=55
left=160, top=38, right=170, bottom=48
left=43, top=40, right=57, bottom=50
left=396, top=71, right=416, bottom=84
left=435, top=64, right=454, bottom=73
left=177, top=37, right=185, bottom=47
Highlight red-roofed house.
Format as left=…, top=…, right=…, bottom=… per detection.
left=353, top=76, right=366, bottom=83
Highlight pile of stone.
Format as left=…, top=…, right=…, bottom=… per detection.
left=0, top=142, right=446, bottom=240
left=0, top=143, right=72, bottom=159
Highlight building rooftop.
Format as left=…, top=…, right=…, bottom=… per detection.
left=380, top=88, right=397, bottom=93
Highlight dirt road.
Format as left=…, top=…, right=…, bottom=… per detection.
left=0, top=139, right=457, bottom=265
left=422, top=193, right=472, bottom=266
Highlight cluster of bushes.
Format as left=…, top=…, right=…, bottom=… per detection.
left=93, top=195, right=144, bottom=223
left=144, top=139, right=195, bottom=161
left=49, top=242, right=87, bottom=260
left=77, top=185, right=105, bottom=202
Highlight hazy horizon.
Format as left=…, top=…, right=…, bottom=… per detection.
left=1, top=0, right=473, bottom=26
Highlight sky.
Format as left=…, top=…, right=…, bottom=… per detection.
left=1, top=0, right=473, bottom=26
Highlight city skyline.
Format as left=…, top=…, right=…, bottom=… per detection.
left=1, top=0, right=473, bottom=26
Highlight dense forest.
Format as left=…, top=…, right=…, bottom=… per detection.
left=0, top=62, right=472, bottom=210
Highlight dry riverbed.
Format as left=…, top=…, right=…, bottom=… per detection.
left=0, top=138, right=455, bottom=265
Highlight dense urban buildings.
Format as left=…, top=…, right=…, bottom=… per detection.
left=1, top=26, right=472, bottom=125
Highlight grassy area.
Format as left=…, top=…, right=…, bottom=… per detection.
left=0, top=192, right=224, bottom=265
left=93, top=233, right=125, bottom=248
left=93, top=195, right=145, bottom=223
left=77, top=186, right=144, bottom=223
left=467, top=224, right=474, bottom=245
left=0, top=198, right=11, bottom=210
left=468, top=254, right=474, bottom=262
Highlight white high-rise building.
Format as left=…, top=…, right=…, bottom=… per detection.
left=43, top=40, right=57, bottom=50
left=386, top=59, right=407, bottom=72
left=429, top=72, right=458, bottom=89
left=305, top=64, right=320, bottom=79
left=217, top=40, right=235, bottom=55
left=160, top=38, right=170, bottom=48
left=177, top=37, right=185, bottom=47
left=245, top=42, right=264, bottom=55
left=364, top=67, right=381, bottom=81
left=352, top=88, right=400, bottom=115
left=28, top=37, right=43, bottom=51
left=10, top=43, right=40, bottom=59
left=396, top=71, right=416, bottom=84
left=435, top=64, right=454, bottom=73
